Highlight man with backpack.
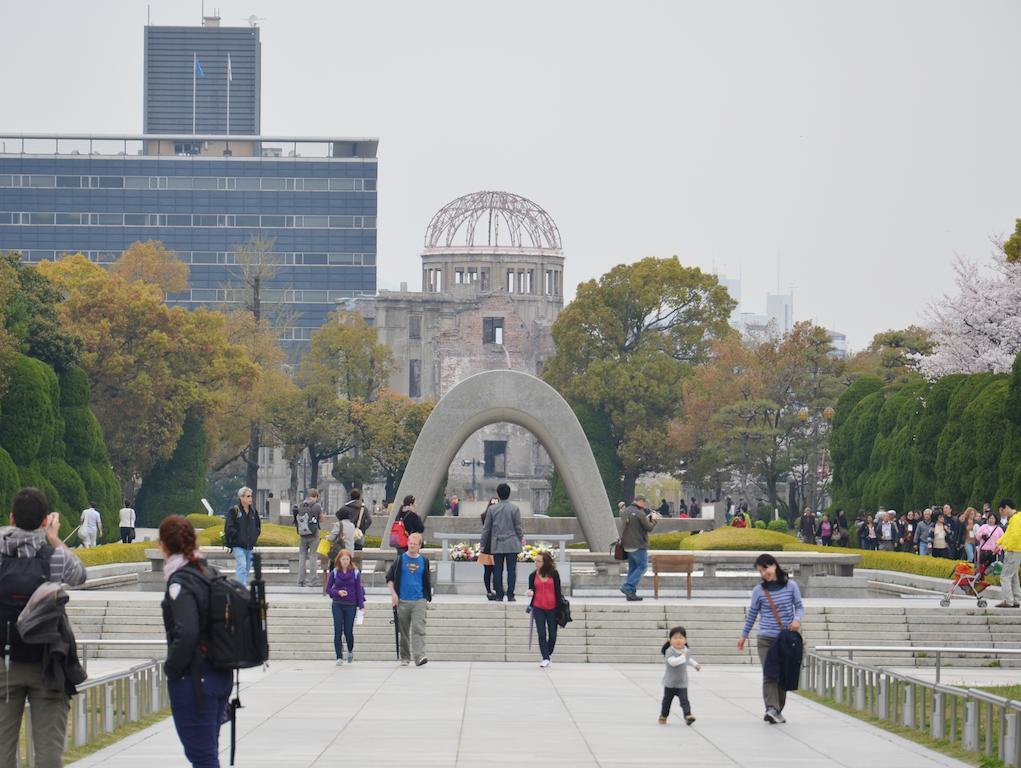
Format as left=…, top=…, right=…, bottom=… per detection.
left=293, top=489, right=322, bottom=587
left=0, top=487, right=87, bottom=767
left=387, top=532, right=431, bottom=666
left=339, top=489, right=372, bottom=551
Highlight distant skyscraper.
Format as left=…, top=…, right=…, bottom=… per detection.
left=766, top=291, right=794, bottom=335
left=143, top=19, right=260, bottom=135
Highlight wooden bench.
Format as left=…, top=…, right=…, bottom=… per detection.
left=651, top=554, right=695, bottom=600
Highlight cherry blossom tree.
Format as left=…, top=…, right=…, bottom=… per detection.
left=920, top=249, right=1021, bottom=377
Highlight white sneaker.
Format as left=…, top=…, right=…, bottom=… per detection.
left=539, top=659, right=551, bottom=668
left=335, top=659, right=344, bottom=666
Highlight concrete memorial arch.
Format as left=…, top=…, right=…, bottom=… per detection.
left=385, top=370, right=618, bottom=551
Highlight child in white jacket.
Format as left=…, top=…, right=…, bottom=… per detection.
left=659, top=625, right=701, bottom=725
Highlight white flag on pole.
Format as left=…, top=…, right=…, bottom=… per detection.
left=227, top=53, right=232, bottom=81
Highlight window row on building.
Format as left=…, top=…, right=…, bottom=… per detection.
left=0, top=174, right=377, bottom=192
left=0, top=212, right=376, bottom=229
left=425, top=265, right=562, bottom=297
left=13, top=249, right=376, bottom=267
left=170, top=287, right=370, bottom=305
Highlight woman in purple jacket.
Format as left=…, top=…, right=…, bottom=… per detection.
left=326, top=549, right=365, bottom=665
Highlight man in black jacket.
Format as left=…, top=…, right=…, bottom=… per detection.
left=225, top=486, right=261, bottom=584
left=0, top=487, right=87, bottom=768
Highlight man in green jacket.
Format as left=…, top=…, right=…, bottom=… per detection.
left=619, top=495, right=659, bottom=601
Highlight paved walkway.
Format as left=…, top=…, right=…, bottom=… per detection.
left=69, top=662, right=969, bottom=768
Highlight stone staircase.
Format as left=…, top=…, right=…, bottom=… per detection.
left=65, top=598, right=1021, bottom=667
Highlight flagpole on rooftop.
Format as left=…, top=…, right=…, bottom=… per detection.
left=226, top=53, right=231, bottom=137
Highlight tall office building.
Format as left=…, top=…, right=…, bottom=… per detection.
left=0, top=18, right=378, bottom=357
left=0, top=134, right=378, bottom=355
left=144, top=18, right=260, bottom=135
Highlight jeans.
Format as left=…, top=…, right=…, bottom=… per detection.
left=297, top=535, right=317, bottom=586
left=0, top=661, right=70, bottom=768
left=622, top=548, right=648, bottom=594
left=661, top=687, right=691, bottom=717
left=533, top=606, right=558, bottom=661
left=120, top=526, right=134, bottom=543
left=918, top=540, right=930, bottom=557
left=756, top=635, right=786, bottom=712
left=331, top=602, right=357, bottom=657
left=167, top=663, right=231, bottom=768
left=1000, top=550, right=1021, bottom=605
left=397, top=599, right=428, bottom=662
left=483, top=564, right=493, bottom=593
left=492, top=553, right=518, bottom=600
left=233, top=547, right=254, bottom=584
left=965, top=542, right=976, bottom=563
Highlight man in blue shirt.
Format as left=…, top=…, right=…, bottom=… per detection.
left=387, top=532, right=432, bottom=666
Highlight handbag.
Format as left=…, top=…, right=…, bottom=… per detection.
left=612, top=511, right=630, bottom=560
left=353, top=506, right=366, bottom=542
left=477, top=553, right=494, bottom=566
left=316, top=537, right=332, bottom=557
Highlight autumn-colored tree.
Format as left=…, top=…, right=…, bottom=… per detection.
left=543, top=257, right=735, bottom=500
left=846, top=325, right=933, bottom=383
left=110, top=240, right=190, bottom=297
left=37, top=255, right=255, bottom=489
left=671, top=322, right=845, bottom=519
left=263, top=312, right=392, bottom=490
left=353, top=392, right=434, bottom=501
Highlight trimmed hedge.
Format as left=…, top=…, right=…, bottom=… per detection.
left=0, top=447, right=18, bottom=513
left=135, top=412, right=209, bottom=527
left=76, top=526, right=222, bottom=567
left=767, top=519, right=789, bottom=533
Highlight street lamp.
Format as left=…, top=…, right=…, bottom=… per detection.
left=797, top=406, right=835, bottom=513
left=461, top=458, right=483, bottom=501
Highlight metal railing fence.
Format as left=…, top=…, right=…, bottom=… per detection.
left=807, top=650, right=1021, bottom=766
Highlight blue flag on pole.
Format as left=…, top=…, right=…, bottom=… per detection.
left=194, top=54, right=205, bottom=78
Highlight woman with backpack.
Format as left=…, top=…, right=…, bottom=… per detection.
left=526, top=551, right=566, bottom=668
left=326, top=548, right=365, bottom=665
left=390, top=495, right=424, bottom=555
left=160, top=515, right=232, bottom=768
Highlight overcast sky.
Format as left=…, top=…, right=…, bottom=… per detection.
left=4, top=1, right=1020, bottom=349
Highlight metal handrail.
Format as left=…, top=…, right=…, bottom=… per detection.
left=814, top=645, right=1021, bottom=684
left=76, top=638, right=167, bottom=674
left=18, top=658, right=168, bottom=767
left=806, top=650, right=1021, bottom=766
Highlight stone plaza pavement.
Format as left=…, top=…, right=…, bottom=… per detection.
left=68, top=661, right=971, bottom=768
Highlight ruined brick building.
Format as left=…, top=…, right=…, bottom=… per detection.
left=355, top=191, right=566, bottom=512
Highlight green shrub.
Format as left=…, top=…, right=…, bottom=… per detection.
left=754, top=520, right=767, bottom=529
left=648, top=531, right=692, bottom=550
left=679, top=527, right=797, bottom=551
left=0, top=447, right=18, bottom=516
left=186, top=513, right=221, bottom=529
left=767, top=519, right=789, bottom=533
left=0, top=355, right=53, bottom=465
left=40, top=458, right=87, bottom=515
left=135, top=413, right=209, bottom=526
left=58, top=366, right=90, bottom=408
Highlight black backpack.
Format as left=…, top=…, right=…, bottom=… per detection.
left=206, top=570, right=268, bottom=671
left=0, top=544, right=53, bottom=664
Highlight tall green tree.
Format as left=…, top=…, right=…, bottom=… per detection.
left=543, top=257, right=735, bottom=500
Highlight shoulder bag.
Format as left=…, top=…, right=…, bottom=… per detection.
left=353, top=506, right=366, bottom=542
left=611, top=512, right=630, bottom=561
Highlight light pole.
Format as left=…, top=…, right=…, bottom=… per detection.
left=461, top=458, right=483, bottom=501
left=798, top=405, right=835, bottom=513
left=298, top=453, right=310, bottom=496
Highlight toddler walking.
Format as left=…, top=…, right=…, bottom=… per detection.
left=659, top=625, right=700, bottom=725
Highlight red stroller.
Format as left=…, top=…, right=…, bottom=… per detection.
left=940, top=559, right=995, bottom=608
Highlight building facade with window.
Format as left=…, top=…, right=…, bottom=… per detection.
left=0, top=133, right=378, bottom=355
left=353, top=191, right=565, bottom=512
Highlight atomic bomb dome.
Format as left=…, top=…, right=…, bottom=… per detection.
left=424, top=191, right=562, bottom=252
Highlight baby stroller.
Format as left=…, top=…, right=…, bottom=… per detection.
left=940, top=558, right=1001, bottom=608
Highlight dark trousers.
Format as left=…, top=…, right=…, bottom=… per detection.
left=661, top=687, right=691, bottom=717
left=533, top=606, right=558, bottom=660
left=492, top=553, right=517, bottom=599
left=483, top=564, right=493, bottom=593
left=331, top=602, right=357, bottom=657
left=168, top=664, right=231, bottom=768
left=119, top=526, right=134, bottom=543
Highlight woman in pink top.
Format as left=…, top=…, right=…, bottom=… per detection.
left=975, top=513, right=1005, bottom=568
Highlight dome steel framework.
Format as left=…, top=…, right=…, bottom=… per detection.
left=424, top=191, right=562, bottom=251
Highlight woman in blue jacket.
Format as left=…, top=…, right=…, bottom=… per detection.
left=736, top=553, right=803, bottom=724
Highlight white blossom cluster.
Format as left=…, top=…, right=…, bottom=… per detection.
left=920, top=252, right=1021, bottom=377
